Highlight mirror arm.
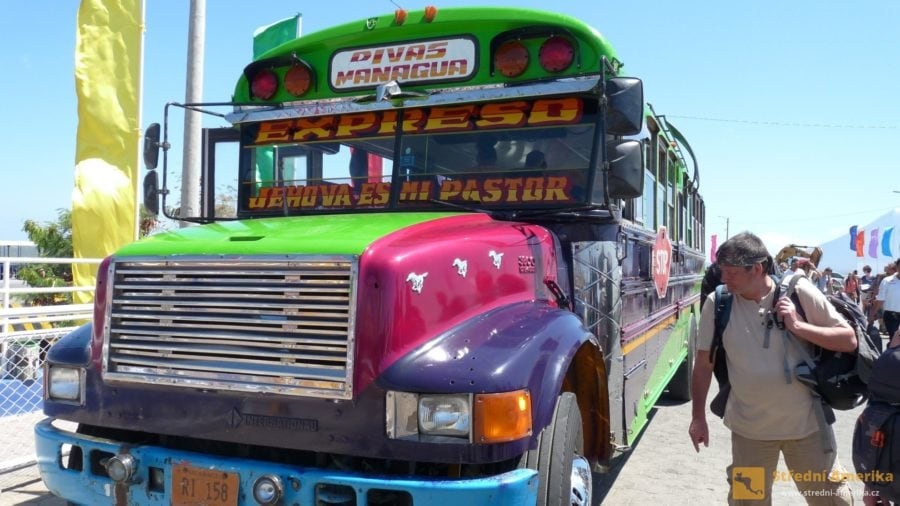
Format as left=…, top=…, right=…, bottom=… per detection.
left=599, top=62, right=611, bottom=207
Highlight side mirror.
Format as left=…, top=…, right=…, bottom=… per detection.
left=143, top=123, right=161, bottom=170
left=605, top=77, right=644, bottom=136
left=143, top=171, right=160, bottom=216
left=607, top=140, right=643, bottom=199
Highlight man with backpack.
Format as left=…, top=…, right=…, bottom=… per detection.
left=689, top=232, right=856, bottom=505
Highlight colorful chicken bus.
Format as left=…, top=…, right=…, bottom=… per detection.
left=36, top=6, right=705, bottom=505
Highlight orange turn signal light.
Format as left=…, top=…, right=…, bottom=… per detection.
left=473, top=389, right=532, bottom=443
left=394, top=9, right=408, bottom=25
left=285, top=64, right=312, bottom=97
left=423, top=6, right=438, bottom=23
left=494, top=40, right=529, bottom=78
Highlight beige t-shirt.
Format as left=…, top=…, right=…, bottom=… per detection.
left=698, top=275, right=846, bottom=440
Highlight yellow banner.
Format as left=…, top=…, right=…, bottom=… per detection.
left=72, top=0, right=143, bottom=303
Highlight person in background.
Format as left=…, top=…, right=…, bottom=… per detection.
left=875, top=259, right=900, bottom=341
left=816, top=267, right=835, bottom=294
left=797, top=258, right=820, bottom=282
left=844, top=270, right=860, bottom=304
left=873, top=263, right=898, bottom=335
left=473, top=139, right=498, bottom=170
left=860, top=265, right=879, bottom=320
left=524, top=149, right=547, bottom=170
left=783, top=258, right=800, bottom=277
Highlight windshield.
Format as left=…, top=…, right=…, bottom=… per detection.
left=238, top=96, right=597, bottom=216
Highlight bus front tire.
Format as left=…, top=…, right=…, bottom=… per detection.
left=520, top=392, right=592, bottom=506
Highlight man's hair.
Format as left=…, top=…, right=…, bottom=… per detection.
left=715, top=231, right=772, bottom=270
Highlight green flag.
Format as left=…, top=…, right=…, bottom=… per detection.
left=253, top=14, right=302, bottom=59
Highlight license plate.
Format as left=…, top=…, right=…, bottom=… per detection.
left=172, top=464, right=239, bottom=506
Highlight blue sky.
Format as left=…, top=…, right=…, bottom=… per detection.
left=1, top=1, right=898, bottom=258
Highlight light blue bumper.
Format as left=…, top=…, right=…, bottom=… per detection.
left=35, top=418, right=538, bottom=505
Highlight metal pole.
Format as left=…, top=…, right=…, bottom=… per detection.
left=719, top=216, right=730, bottom=239
left=179, top=0, right=205, bottom=225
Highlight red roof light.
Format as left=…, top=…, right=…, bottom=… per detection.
left=539, top=36, right=574, bottom=73
left=250, top=69, right=278, bottom=100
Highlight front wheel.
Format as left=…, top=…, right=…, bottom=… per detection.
left=520, top=392, right=592, bottom=506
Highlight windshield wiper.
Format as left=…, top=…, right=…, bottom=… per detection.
left=427, top=199, right=603, bottom=221
left=507, top=205, right=600, bottom=219
left=427, top=198, right=514, bottom=219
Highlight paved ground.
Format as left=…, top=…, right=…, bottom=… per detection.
left=0, top=471, right=63, bottom=506
left=1, top=399, right=867, bottom=505
left=595, top=397, right=865, bottom=505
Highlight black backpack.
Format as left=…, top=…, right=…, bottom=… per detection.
left=852, top=347, right=900, bottom=502
left=708, top=283, right=732, bottom=418
left=790, top=286, right=880, bottom=411
left=709, top=274, right=879, bottom=417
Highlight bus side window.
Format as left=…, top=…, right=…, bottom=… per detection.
left=641, top=137, right=654, bottom=228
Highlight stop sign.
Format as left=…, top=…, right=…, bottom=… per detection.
left=652, top=226, right=673, bottom=298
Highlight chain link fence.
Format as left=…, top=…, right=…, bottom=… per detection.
left=1, top=251, right=98, bottom=492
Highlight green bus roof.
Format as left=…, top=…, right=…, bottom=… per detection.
left=234, top=6, right=620, bottom=103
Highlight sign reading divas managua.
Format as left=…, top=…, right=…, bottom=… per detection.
left=330, top=38, right=476, bottom=90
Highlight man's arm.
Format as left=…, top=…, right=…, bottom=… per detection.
left=785, top=316, right=856, bottom=352
left=775, top=296, right=857, bottom=353
left=688, top=349, right=714, bottom=451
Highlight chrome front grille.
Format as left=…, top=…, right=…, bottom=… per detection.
left=102, top=256, right=357, bottom=399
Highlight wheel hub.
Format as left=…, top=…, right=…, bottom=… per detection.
left=570, top=455, right=592, bottom=505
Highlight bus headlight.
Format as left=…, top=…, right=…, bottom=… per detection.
left=48, top=366, right=83, bottom=403
left=386, top=389, right=533, bottom=442
left=418, top=394, right=471, bottom=437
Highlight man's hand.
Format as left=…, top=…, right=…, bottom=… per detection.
left=690, top=349, right=714, bottom=452
left=689, top=417, right=709, bottom=452
left=774, top=296, right=801, bottom=328
left=776, top=293, right=857, bottom=353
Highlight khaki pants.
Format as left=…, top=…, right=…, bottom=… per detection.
left=727, top=430, right=852, bottom=505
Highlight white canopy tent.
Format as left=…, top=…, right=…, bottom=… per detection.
left=818, top=208, right=900, bottom=275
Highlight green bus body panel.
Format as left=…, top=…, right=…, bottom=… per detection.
left=116, top=213, right=462, bottom=257
left=236, top=7, right=618, bottom=102
left=627, top=306, right=697, bottom=446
